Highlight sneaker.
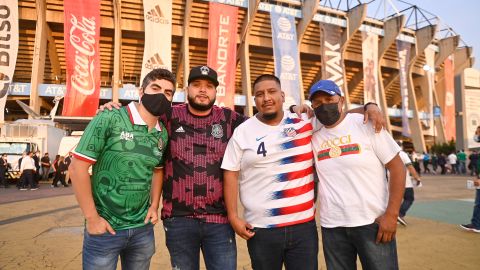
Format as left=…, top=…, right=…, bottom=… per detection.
left=397, top=216, right=407, bottom=226
left=460, top=224, right=480, bottom=233
left=19, top=188, right=28, bottom=191
left=30, top=187, right=39, bottom=191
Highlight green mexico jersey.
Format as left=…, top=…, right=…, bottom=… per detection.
left=73, top=102, right=168, bottom=230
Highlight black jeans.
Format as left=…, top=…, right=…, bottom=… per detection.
left=247, top=220, right=318, bottom=270
left=399, top=187, right=415, bottom=217
left=322, top=223, right=399, bottom=270
left=21, top=169, right=36, bottom=188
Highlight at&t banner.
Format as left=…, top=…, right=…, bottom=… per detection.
left=270, top=11, right=301, bottom=107
left=63, top=0, right=101, bottom=116
left=207, top=2, right=238, bottom=109
left=0, top=0, right=18, bottom=123
left=140, top=0, right=172, bottom=82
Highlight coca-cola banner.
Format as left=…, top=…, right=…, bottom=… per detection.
left=362, top=31, right=379, bottom=104
left=140, top=0, right=172, bottom=82
left=63, top=0, right=101, bottom=116
left=320, top=23, right=346, bottom=93
left=443, top=56, right=456, bottom=141
left=397, top=40, right=411, bottom=137
left=207, top=2, right=238, bottom=109
left=0, top=1, right=19, bottom=123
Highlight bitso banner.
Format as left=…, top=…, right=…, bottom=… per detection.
left=443, top=56, right=456, bottom=141
left=0, top=1, right=19, bottom=123
left=397, top=40, right=411, bottom=137
left=270, top=11, right=301, bottom=107
left=207, top=2, right=238, bottom=109
left=320, top=23, right=346, bottom=94
left=140, top=0, right=172, bottom=82
left=424, top=47, right=435, bottom=135
left=362, top=31, right=379, bottom=104
left=63, top=0, right=101, bottom=116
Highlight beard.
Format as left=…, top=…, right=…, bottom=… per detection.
left=187, top=94, right=216, bottom=112
left=261, top=112, right=278, bottom=121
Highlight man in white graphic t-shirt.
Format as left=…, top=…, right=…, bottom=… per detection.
left=310, top=80, right=406, bottom=270
left=222, top=74, right=318, bottom=270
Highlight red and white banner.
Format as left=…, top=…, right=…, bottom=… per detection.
left=424, top=47, right=435, bottom=135
left=443, top=56, right=456, bottom=141
left=141, top=0, right=172, bottom=82
left=0, top=1, right=19, bottom=123
left=362, top=32, right=379, bottom=104
left=62, top=0, right=101, bottom=117
left=207, top=2, right=238, bottom=109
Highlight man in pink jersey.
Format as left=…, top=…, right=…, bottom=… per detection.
left=222, top=74, right=318, bottom=270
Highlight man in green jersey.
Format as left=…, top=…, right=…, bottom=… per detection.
left=69, top=68, right=175, bottom=270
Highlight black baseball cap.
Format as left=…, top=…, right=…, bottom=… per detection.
left=187, top=65, right=219, bottom=87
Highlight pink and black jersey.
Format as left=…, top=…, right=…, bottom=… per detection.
left=221, top=112, right=315, bottom=228
left=161, top=104, right=247, bottom=223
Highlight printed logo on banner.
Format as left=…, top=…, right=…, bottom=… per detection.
left=145, top=53, right=167, bottom=69
left=276, top=17, right=294, bottom=41
left=146, top=5, right=170, bottom=24
left=68, top=14, right=98, bottom=96
left=281, top=56, right=295, bottom=72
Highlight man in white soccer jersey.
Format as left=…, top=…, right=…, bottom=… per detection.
left=222, top=74, right=318, bottom=270
left=310, top=80, right=406, bottom=270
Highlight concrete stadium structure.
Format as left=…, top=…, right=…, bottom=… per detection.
left=6, top=0, right=478, bottom=152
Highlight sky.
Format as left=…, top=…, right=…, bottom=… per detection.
left=364, top=0, right=480, bottom=69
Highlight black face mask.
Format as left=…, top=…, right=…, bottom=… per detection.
left=141, top=93, right=172, bottom=117
left=314, top=103, right=341, bottom=126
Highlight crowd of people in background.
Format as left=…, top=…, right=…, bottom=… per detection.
left=407, top=148, right=479, bottom=178
left=0, top=151, right=73, bottom=190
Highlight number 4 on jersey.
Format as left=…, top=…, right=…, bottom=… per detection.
left=257, top=142, right=267, bottom=157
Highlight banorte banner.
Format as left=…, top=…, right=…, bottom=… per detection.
left=63, top=0, right=101, bottom=116
left=270, top=11, right=301, bottom=108
left=362, top=31, right=379, bottom=104
left=207, top=2, right=238, bottom=109
left=140, top=0, right=172, bottom=82
left=0, top=1, right=19, bottom=123
left=320, top=23, right=346, bottom=95
left=443, top=56, right=456, bottom=141
left=397, top=40, right=411, bottom=137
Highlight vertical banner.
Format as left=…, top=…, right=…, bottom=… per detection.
left=0, top=1, right=19, bottom=123
left=424, top=47, right=435, bottom=135
left=207, top=2, right=238, bottom=109
left=63, top=0, right=101, bottom=116
left=443, top=56, right=456, bottom=141
left=140, top=0, right=172, bottom=82
left=320, top=23, right=346, bottom=93
left=397, top=40, right=411, bottom=137
left=465, top=89, right=480, bottom=149
left=362, top=32, right=379, bottom=104
left=270, top=11, right=301, bottom=107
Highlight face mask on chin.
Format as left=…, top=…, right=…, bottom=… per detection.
left=314, top=102, right=341, bottom=126
left=141, top=93, right=172, bottom=117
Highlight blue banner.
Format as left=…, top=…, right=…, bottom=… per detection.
left=270, top=11, right=301, bottom=107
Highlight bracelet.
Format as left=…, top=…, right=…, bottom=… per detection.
left=289, top=104, right=296, bottom=113
left=364, top=102, right=378, bottom=111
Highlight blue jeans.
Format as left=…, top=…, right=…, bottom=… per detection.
left=162, top=217, right=236, bottom=270
left=471, top=189, right=480, bottom=228
left=321, top=223, right=399, bottom=270
left=82, top=224, right=155, bottom=270
left=247, top=220, right=318, bottom=270
left=399, top=187, right=415, bottom=217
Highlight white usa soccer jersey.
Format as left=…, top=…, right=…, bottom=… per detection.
left=221, top=111, right=315, bottom=228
